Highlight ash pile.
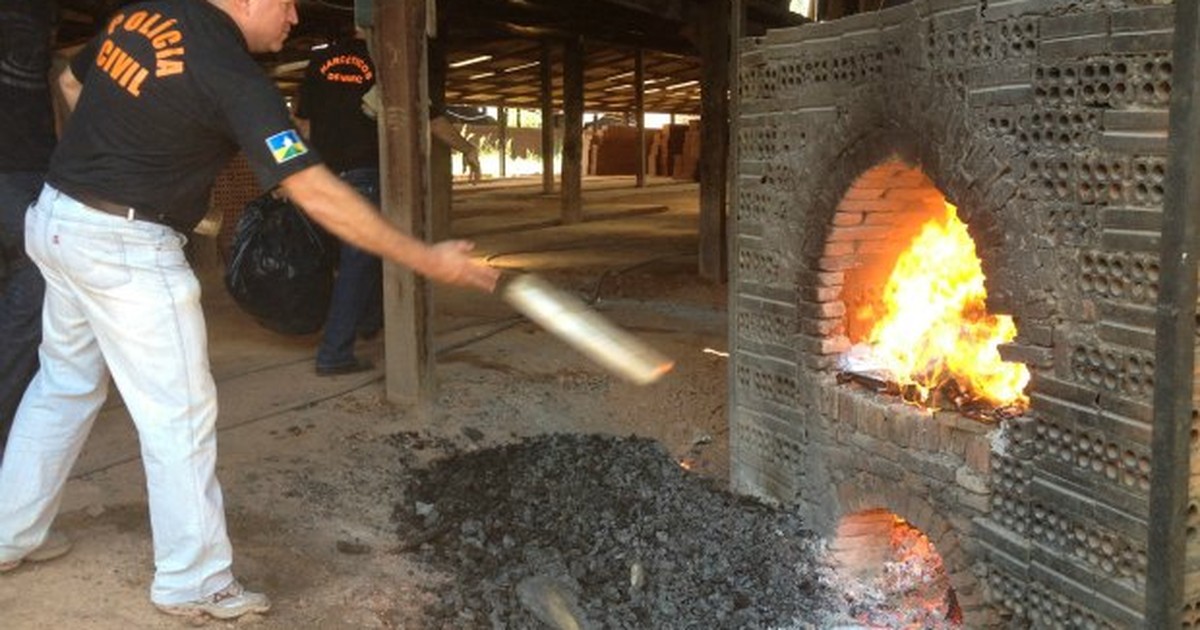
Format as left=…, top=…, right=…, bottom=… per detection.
left=393, top=434, right=840, bottom=629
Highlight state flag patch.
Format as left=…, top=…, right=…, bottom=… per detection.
left=266, top=129, right=308, bottom=164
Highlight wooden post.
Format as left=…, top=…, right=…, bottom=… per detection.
left=634, top=47, right=645, bottom=188
left=696, top=0, right=730, bottom=281
left=729, top=0, right=744, bottom=272
left=1146, top=2, right=1200, bottom=627
left=561, top=36, right=584, bottom=224
left=726, top=0, right=746, bottom=497
left=373, top=0, right=435, bottom=411
left=540, top=44, right=555, bottom=194
left=498, top=105, right=508, bottom=179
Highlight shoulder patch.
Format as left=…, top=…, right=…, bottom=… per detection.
left=266, top=130, right=309, bottom=164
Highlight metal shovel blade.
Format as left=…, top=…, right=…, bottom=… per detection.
left=501, top=274, right=675, bottom=385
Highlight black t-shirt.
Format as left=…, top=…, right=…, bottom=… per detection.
left=295, top=38, right=378, bottom=173
left=0, top=0, right=57, bottom=172
left=47, top=0, right=321, bottom=232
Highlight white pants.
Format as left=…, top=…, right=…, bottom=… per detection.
left=0, top=185, right=234, bottom=605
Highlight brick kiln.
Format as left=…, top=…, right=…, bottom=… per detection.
left=729, top=1, right=1179, bottom=627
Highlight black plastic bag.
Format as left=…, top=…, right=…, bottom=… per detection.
left=224, top=193, right=336, bottom=335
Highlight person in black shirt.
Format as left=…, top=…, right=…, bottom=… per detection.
left=296, top=33, right=385, bottom=375
left=0, top=0, right=498, bottom=621
left=296, top=30, right=481, bottom=375
left=0, top=1, right=56, bottom=458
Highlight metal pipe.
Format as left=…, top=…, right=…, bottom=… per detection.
left=501, top=274, right=674, bottom=385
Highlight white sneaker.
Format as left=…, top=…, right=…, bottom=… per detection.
left=155, top=580, right=271, bottom=620
left=0, top=530, right=72, bottom=573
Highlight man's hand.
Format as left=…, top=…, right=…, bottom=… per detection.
left=463, top=147, right=482, bottom=183
left=422, top=240, right=498, bottom=291
left=431, top=115, right=484, bottom=183
left=361, top=85, right=381, bottom=120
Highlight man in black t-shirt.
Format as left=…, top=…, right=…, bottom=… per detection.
left=296, top=34, right=380, bottom=178
left=0, top=0, right=55, bottom=458
left=296, top=32, right=482, bottom=375
left=0, top=0, right=498, bottom=621
left=296, top=33, right=387, bottom=375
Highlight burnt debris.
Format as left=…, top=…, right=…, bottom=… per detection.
left=393, top=433, right=840, bottom=629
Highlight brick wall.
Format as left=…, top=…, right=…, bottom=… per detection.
left=731, top=1, right=1178, bottom=626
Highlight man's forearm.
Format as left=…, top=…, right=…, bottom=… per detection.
left=281, top=165, right=431, bottom=271
left=431, top=116, right=476, bottom=155
left=431, top=115, right=482, bottom=182
left=279, top=164, right=498, bottom=291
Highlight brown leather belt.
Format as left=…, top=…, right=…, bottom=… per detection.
left=61, top=187, right=181, bottom=232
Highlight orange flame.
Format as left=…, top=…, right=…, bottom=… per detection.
left=862, top=202, right=1029, bottom=407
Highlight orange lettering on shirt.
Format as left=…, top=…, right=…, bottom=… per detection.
left=326, top=72, right=364, bottom=84
left=109, top=50, right=136, bottom=82
left=126, top=67, right=149, bottom=97
left=144, top=18, right=176, bottom=41
left=136, top=13, right=161, bottom=36
left=117, top=58, right=141, bottom=87
left=107, top=13, right=124, bottom=34
left=151, top=30, right=182, bottom=49
left=94, top=39, right=150, bottom=98
left=320, top=54, right=372, bottom=82
left=155, top=47, right=185, bottom=78
left=102, top=44, right=122, bottom=73
left=124, top=10, right=148, bottom=31
left=96, top=39, right=115, bottom=67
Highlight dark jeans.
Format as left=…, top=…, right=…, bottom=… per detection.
left=316, top=168, right=383, bottom=369
left=0, top=172, right=46, bottom=453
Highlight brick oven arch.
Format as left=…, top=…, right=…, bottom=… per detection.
left=830, top=476, right=991, bottom=627
left=815, top=158, right=952, bottom=348
left=787, top=126, right=1032, bottom=362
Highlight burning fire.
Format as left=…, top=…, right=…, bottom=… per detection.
left=877, top=516, right=962, bottom=628
left=856, top=202, right=1029, bottom=408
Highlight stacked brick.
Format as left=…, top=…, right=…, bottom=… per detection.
left=730, top=0, right=1178, bottom=626
left=643, top=123, right=701, bottom=180
left=211, top=153, right=262, bottom=262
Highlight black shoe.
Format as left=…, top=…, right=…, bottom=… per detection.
left=316, top=358, right=374, bottom=377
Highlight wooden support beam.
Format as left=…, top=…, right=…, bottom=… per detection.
left=696, top=0, right=730, bottom=281
left=1147, top=2, right=1200, bottom=627
left=635, top=47, right=645, bottom=188
left=726, top=0, right=746, bottom=447
left=540, top=43, right=555, bottom=194
left=440, top=0, right=697, bottom=56
left=374, top=0, right=436, bottom=411
left=429, top=36, right=453, bottom=242
left=561, top=36, right=584, bottom=224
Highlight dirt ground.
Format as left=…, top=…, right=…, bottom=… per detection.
left=0, top=177, right=737, bottom=628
